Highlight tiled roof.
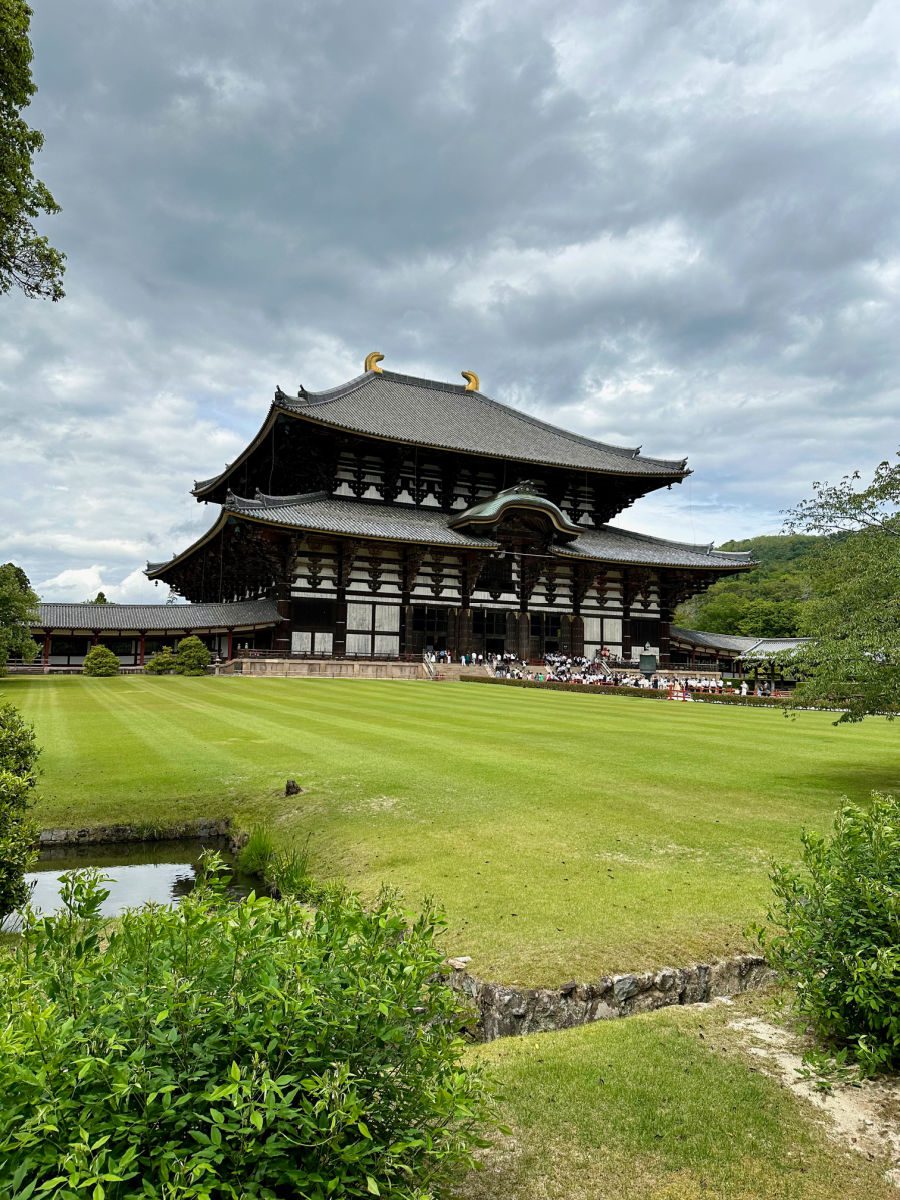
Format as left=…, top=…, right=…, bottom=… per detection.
left=32, top=599, right=279, bottom=632
left=194, top=369, right=690, bottom=494
left=669, top=627, right=811, bottom=656
left=223, top=493, right=752, bottom=570
left=670, top=626, right=760, bottom=653
left=561, top=527, right=753, bottom=570
left=228, top=492, right=493, bottom=547
left=741, top=637, right=811, bottom=657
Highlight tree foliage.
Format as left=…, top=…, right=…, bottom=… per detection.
left=0, top=701, right=38, bottom=928
left=0, top=866, right=491, bottom=1198
left=780, top=454, right=899, bottom=722
left=0, top=0, right=65, bottom=300
left=145, top=646, right=177, bottom=675
left=82, top=644, right=120, bottom=677
left=759, top=793, right=900, bottom=1076
left=674, top=535, right=819, bottom=637
left=0, top=561, right=38, bottom=673
left=175, top=635, right=212, bottom=675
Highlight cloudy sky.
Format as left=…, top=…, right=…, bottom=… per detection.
left=3, top=0, right=899, bottom=602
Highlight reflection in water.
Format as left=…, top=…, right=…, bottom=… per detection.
left=25, top=839, right=258, bottom=918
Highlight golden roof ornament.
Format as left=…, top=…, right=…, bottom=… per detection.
left=461, top=370, right=480, bottom=391
left=364, top=351, right=384, bottom=373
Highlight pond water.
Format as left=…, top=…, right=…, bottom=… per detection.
left=25, top=839, right=260, bottom=918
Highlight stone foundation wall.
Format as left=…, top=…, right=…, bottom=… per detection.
left=237, top=659, right=425, bottom=680
left=449, top=954, right=773, bottom=1041
left=38, top=818, right=244, bottom=851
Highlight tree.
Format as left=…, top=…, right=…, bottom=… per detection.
left=82, top=644, right=120, bottom=676
left=674, top=535, right=818, bottom=636
left=84, top=591, right=109, bottom=604
left=1, top=0, right=65, bottom=300
left=780, top=454, right=899, bottom=722
left=0, top=702, right=38, bottom=929
left=0, top=562, right=38, bottom=673
left=175, top=634, right=211, bottom=675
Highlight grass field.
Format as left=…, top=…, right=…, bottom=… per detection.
left=458, top=995, right=898, bottom=1200
left=2, top=674, right=897, bottom=985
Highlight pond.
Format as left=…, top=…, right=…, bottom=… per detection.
left=25, top=839, right=261, bottom=918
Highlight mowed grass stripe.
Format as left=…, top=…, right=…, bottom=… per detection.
left=3, top=675, right=897, bottom=984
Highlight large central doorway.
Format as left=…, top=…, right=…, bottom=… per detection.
left=472, top=608, right=508, bottom=654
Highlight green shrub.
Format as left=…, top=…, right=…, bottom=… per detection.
left=0, top=863, right=491, bottom=1198
left=145, top=646, right=177, bottom=674
left=759, top=792, right=900, bottom=1076
left=0, top=704, right=39, bottom=929
left=176, top=635, right=212, bottom=676
left=83, top=644, right=120, bottom=676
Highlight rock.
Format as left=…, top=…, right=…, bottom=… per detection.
left=612, top=974, right=639, bottom=1003
left=559, top=980, right=578, bottom=996
left=446, top=956, right=471, bottom=971
left=285, top=779, right=302, bottom=796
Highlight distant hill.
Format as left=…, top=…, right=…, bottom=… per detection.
left=674, top=534, right=820, bottom=637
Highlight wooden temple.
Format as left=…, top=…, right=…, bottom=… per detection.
left=146, top=356, right=753, bottom=665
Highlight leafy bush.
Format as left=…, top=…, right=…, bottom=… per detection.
left=83, top=644, right=120, bottom=676
left=0, top=703, right=39, bottom=929
left=176, top=635, right=212, bottom=675
left=759, top=792, right=900, bottom=1075
left=145, top=646, right=177, bottom=674
left=0, top=863, right=491, bottom=1198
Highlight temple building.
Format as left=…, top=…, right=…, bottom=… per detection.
left=140, top=354, right=752, bottom=666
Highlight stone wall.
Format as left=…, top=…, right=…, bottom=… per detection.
left=38, top=818, right=244, bottom=851
left=448, top=954, right=773, bottom=1041
left=235, top=658, right=425, bottom=680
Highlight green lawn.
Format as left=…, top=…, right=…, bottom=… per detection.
left=457, top=995, right=897, bottom=1200
left=3, top=674, right=897, bottom=985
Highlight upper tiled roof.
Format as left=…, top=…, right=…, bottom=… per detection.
left=33, top=599, right=279, bottom=632
left=146, top=492, right=750, bottom=573
left=193, top=368, right=690, bottom=495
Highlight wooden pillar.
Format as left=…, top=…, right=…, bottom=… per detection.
left=138, top=632, right=146, bottom=666
left=334, top=541, right=348, bottom=657
left=457, top=607, right=474, bottom=657
left=42, top=630, right=52, bottom=666
left=570, top=614, right=585, bottom=657
left=516, top=612, right=530, bottom=661
left=621, top=569, right=632, bottom=662
left=226, top=629, right=234, bottom=660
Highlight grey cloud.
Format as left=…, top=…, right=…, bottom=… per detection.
left=2, top=0, right=899, bottom=599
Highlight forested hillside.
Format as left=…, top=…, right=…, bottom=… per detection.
left=674, top=535, right=820, bottom=636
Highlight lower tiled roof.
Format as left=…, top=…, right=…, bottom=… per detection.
left=32, top=599, right=279, bottom=632
left=670, top=626, right=811, bottom=656
left=148, top=492, right=755, bottom=577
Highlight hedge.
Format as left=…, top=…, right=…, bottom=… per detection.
left=461, top=676, right=788, bottom=707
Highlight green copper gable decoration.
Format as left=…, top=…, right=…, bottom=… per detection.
left=448, top=483, right=582, bottom=541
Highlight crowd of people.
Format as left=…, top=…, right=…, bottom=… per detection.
left=425, top=646, right=777, bottom=696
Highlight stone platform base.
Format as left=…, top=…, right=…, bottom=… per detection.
left=228, top=658, right=426, bottom=680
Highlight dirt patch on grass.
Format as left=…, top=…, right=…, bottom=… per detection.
left=730, top=1016, right=900, bottom=1187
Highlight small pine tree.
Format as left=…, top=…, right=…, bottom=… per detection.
left=144, top=647, right=177, bottom=675
left=82, top=645, right=120, bottom=676
left=175, top=636, right=212, bottom=676
left=0, top=703, right=39, bottom=928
